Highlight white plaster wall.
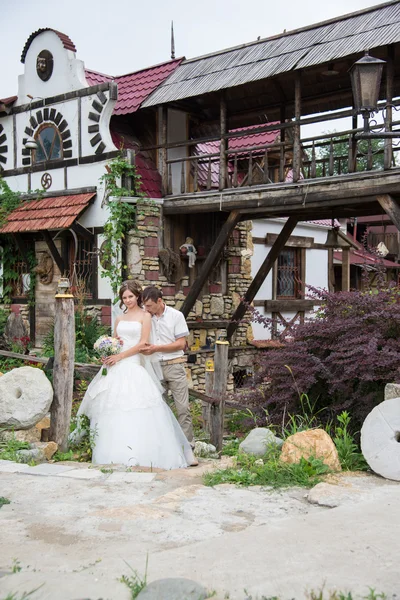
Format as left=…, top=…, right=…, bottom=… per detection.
left=0, top=114, right=14, bottom=171
left=81, top=92, right=117, bottom=156
left=251, top=218, right=329, bottom=340
left=16, top=31, right=87, bottom=105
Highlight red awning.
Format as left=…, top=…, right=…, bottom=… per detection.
left=0, top=193, right=96, bottom=233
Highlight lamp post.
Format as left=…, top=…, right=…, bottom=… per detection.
left=349, top=51, right=400, bottom=139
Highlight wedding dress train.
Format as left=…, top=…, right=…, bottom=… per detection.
left=76, top=320, right=195, bottom=469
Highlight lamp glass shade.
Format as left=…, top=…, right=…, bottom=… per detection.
left=24, top=136, right=38, bottom=151
left=349, top=53, right=385, bottom=112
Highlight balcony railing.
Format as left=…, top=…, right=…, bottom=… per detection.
left=161, top=102, right=400, bottom=197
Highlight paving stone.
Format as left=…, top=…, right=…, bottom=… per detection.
left=57, top=468, right=105, bottom=480
left=105, top=471, right=156, bottom=483
left=25, top=463, right=77, bottom=476
left=0, top=460, right=30, bottom=473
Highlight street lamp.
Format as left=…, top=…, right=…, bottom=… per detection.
left=349, top=51, right=400, bottom=139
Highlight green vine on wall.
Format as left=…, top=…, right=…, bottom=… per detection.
left=0, top=178, right=37, bottom=305
left=99, top=153, right=147, bottom=296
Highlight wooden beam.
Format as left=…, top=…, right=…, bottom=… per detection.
left=42, top=230, right=65, bottom=274
left=160, top=106, right=168, bottom=195
left=210, top=341, right=229, bottom=451
left=181, top=210, right=241, bottom=317
left=293, top=71, right=301, bottom=183
left=70, top=222, right=94, bottom=243
left=377, top=194, right=400, bottom=232
left=384, top=45, right=395, bottom=170
left=227, top=216, right=298, bottom=340
left=341, top=247, right=350, bottom=292
left=219, top=92, right=227, bottom=191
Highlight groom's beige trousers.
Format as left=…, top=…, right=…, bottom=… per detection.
left=161, top=363, right=194, bottom=444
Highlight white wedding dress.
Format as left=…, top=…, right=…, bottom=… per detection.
left=76, top=320, right=195, bottom=469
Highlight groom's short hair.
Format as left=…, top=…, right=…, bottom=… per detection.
left=142, top=286, right=163, bottom=303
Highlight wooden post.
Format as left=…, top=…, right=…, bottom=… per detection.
left=219, top=93, right=227, bottom=191
left=279, top=105, right=286, bottom=183
left=49, top=281, right=75, bottom=452
left=384, top=45, right=394, bottom=170
left=203, top=358, right=214, bottom=434
left=293, top=72, right=301, bottom=183
left=210, top=341, right=229, bottom=452
left=227, top=216, right=298, bottom=340
left=160, top=106, right=168, bottom=195
left=341, top=248, right=350, bottom=292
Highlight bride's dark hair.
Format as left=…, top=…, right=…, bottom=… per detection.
left=119, top=280, right=143, bottom=311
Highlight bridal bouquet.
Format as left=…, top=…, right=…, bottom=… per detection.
left=93, top=335, right=122, bottom=376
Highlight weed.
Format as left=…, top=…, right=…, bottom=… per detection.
left=0, top=434, right=30, bottom=462
left=221, top=438, right=241, bottom=456
left=204, top=446, right=330, bottom=488
left=333, top=411, right=368, bottom=471
left=119, top=556, right=148, bottom=599
left=100, top=468, right=114, bottom=474
left=11, top=559, right=21, bottom=574
left=0, top=497, right=11, bottom=508
left=1, top=585, right=44, bottom=599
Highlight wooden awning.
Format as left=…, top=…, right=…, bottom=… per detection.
left=0, top=193, right=96, bottom=233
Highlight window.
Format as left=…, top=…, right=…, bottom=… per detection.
left=276, top=248, right=302, bottom=298
left=34, top=124, right=62, bottom=162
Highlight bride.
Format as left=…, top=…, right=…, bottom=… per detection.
left=75, top=280, right=196, bottom=469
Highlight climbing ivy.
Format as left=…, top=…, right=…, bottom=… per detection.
left=99, top=153, right=147, bottom=295
left=0, top=178, right=37, bottom=305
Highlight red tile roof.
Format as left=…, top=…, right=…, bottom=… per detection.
left=333, top=249, right=400, bottom=269
left=0, top=96, right=17, bottom=107
left=85, top=59, right=182, bottom=115
left=111, top=131, right=162, bottom=198
left=21, top=29, right=77, bottom=63
left=0, top=193, right=96, bottom=233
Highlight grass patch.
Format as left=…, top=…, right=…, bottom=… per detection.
left=204, top=446, right=330, bottom=488
left=0, top=434, right=30, bottom=462
left=0, top=496, right=11, bottom=508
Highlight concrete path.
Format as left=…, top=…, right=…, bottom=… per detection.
left=0, top=458, right=399, bottom=600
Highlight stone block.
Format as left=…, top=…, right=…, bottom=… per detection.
left=137, top=578, right=208, bottom=600
left=280, top=429, right=341, bottom=471
left=210, top=296, right=224, bottom=316
left=239, top=428, right=283, bottom=456
left=384, top=383, right=400, bottom=401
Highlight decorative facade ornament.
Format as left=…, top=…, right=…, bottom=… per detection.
left=36, top=50, right=54, bottom=81
left=180, top=237, right=197, bottom=268
left=41, top=172, right=52, bottom=189
left=34, top=251, right=54, bottom=284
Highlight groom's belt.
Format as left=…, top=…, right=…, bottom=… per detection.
left=160, top=357, right=187, bottom=366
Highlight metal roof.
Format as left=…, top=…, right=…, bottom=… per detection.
left=142, top=0, right=400, bottom=107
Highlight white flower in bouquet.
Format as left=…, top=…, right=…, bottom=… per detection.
left=94, top=335, right=122, bottom=375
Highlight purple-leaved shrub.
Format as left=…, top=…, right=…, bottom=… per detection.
left=242, top=283, right=400, bottom=429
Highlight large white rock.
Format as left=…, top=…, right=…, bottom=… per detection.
left=239, top=427, right=283, bottom=456
left=361, top=397, right=400, bottom=481
left=0, top=367, right=53, bottom=429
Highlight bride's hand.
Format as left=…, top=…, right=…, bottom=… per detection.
left=104, top=354, right=121, bottom=366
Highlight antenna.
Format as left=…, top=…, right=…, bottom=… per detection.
left=171, top=21, right=175, bottom=60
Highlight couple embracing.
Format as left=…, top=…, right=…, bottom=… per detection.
left=76, top=281, right=198, bottom=469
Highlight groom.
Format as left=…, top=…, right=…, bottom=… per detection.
left=142, top=286, right=197, bottom=461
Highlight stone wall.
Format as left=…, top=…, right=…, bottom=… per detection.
left=126, top=199, right=257, bottom=391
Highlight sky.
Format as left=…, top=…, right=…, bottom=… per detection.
left=0, top=0, right=390, bottom=99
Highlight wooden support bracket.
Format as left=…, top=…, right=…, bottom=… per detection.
left=377, top=194, right=400, bottom=232
left=227, top=216, right=299, bottom=340
left=42, top=230, right=65, bottom=274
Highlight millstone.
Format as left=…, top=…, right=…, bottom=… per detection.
left=361, top=397, right=400, bottom=481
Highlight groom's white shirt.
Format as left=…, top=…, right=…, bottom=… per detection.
left=150, top=305, right=189, bottom=361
